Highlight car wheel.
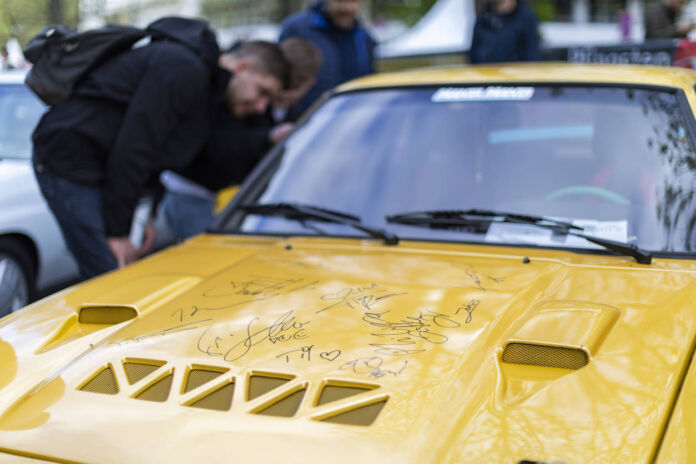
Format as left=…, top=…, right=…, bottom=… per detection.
left=0, top=238, right=34, bottom=318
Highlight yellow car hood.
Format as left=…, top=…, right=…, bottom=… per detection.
left=1, top=234, right=696, bottom=464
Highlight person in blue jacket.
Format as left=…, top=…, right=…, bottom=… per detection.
left=470, top=0, right=540, bottom=64
left=279, top=0, right=375, bottom=119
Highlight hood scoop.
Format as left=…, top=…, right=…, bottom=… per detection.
left=76, top=357, right=387, bottom=426
left=78, top=304, right=138, bottom=324
left=502, top=300, right=620, bottom=370
left=496, top=301, right=621, bottom=407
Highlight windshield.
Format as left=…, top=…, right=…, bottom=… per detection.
left=0, top=83, right=44, bottom=160
left=223, top=85, right=696, bottom=254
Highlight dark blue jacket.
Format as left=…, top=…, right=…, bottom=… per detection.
left=280, top=1, right=375, bottom=118
left=33, top=17, right=229, bottom=236
left=470, top=1, right=540, bottom=64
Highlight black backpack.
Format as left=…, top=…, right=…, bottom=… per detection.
left=23, top=24, right=150, bottom=106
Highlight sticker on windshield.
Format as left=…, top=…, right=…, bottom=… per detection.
left=485, top=219, right=628, bottom=249
left=431, top=86, right=535, bottom=103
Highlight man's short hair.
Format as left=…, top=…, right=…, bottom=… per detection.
left=280, top=38, right=323, bottom=88
left=228, top=40, right=291, bottom=89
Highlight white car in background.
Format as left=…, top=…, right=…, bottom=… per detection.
left=0, top=71, right=78, bottom=316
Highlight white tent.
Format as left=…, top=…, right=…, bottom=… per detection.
left=378, top=0, right=476, bottom=58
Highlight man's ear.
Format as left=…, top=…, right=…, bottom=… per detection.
left=233, top=58, right=251, bottom=73
left=218, top=55, right=251, bottom=73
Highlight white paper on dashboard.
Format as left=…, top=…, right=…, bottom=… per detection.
left=485, top=219, right=628, bottom=248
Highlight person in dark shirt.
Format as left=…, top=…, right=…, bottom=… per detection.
left=32, top=19, right=290, bottom=279
left=470, top=0, right=540, bottom=64
left=645, top=0, right=694, bottom=39
left=156, top=38, right=323, bottom=243
left=279, top=0, right=374, bottom=120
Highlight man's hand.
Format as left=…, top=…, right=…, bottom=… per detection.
left=107, top=236, right=138, bottom=268
left=137, top=219, right=156, bottom=258
left=269, top=123, right=294, bottom=144
left=677, top=20, right=694, bottom=35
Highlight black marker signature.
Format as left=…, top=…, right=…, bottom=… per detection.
left=455, top=298, right=480, bottom=324
left=113, top=319, right=212, bottom=346
left=197, top=310, right=310, bottom=362
left=276, top=345, right=342, bottom=363
left=340, top=357, right=408, bottom=379
left=450, top=264, right=504, bottom=291
left=316, top=283, right=406, bottom=313
left=199, top=276, right=319, bottom=311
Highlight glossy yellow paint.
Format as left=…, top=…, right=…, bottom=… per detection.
left=1, top=232, right=696, bottom=463
left=655, top=324, right=696, bottom=463
left=215, top=185, right=239, bottom=213
left=338, top=63, right=696, bottom=93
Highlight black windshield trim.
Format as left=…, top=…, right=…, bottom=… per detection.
left=207, top=230, right=696, bottom=261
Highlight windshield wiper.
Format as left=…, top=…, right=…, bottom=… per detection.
left=386, top=209, right=652, bottom=264
left=240, top=202, right=399, bottom=245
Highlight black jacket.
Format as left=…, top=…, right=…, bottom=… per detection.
left=470, top=1, right=540, bottom=64
left=175, top=106, right=274, bottom=192
left=33, top=17, right=230, bottom=236
left=280, top=1, right=375, bottom=119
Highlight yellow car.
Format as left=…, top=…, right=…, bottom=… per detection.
left=4, top=63, right=696, bottom=463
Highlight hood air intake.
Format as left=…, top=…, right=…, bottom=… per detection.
left=502, top=343, right=589, bottom=370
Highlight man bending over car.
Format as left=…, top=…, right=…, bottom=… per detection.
left=32, top=17, right=289, bottom=279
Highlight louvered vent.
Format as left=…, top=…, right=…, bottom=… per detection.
left=184, top=368, right=225, bottom=394
left=317, top=385, right=374, bottom=406
left=80, top=366, right=118, bottom=394
left=256, top=389, right=306, bottom=417
left=188, top=382, right=235, bottom=411
left=135, top=373, right=174, bottom=402
left=248, top=375, right=293, bottom=401
left=76, top=360, right=388, bottom=426
left=502, top=343, right=589, bottom=370
left=124, top=361, right=163, bottom=385
left=320, top=400, right=387, bottom=426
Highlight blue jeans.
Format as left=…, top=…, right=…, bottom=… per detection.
left=34, top=164, right=117, bottom=279
left=158, top=191, right=214, bottom=243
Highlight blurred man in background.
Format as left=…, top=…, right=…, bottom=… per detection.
left=645, top=0, right=694, bottom=38
left=280, top=0, right=375, bottom=120
left=470, top=0, right=540, bottom=63
left=32, top=19, right=289, bottom=279
left=156, top=37, right=322, bottom=243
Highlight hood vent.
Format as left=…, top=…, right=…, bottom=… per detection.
left=124, top=360, right=164, bottom=385
left=184, top=368, right=226, bottom=393
left=317, top=384, right=376, bottom=406
left=77, top=359, right=387, bottom=426
left=248, top=374, right=293, bottom=401
left=80, top=365, right=118, bottom=395
left=502, top=343, right=589, bottom=370
left=78, top=305, right=138, bottom=324
left=188, top=381, right=235, bottom=411
left=320, top=399, right=387, bottom=426
left=135, top=373, right=174, bottom=402
left=256, top=388, right=306, bottom=417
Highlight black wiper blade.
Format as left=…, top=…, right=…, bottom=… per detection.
left=240, top=202, right=399, bottom=245
left=386, top=209, right=651, bottom=264
left=387, top=209, right=582, bottom=232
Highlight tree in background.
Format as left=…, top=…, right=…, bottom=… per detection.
left=370, top=0, right=438, bottom=26
left=0, top=0, right=79, bottom=47
left=201, top=0, right=438, bottom=29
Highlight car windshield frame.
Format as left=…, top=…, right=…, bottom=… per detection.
left=213, top=81, right=696, bottom=260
